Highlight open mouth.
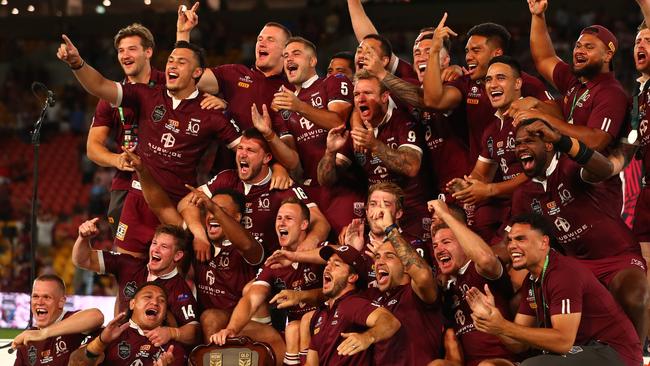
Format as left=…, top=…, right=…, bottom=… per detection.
left=258, top=50, right=269, bottom=59
left=490, top=90, right=504, bottom=98
left=376, top=268, right=389, bottom=285
left=518, top=153, right=535, bottom=171
left=287, top=63, right=299, bottom=75
left=35, top=308, right=48, bottom=317
left=574, top=55, right=587, bottom=66
left=323, top=272, right=332, bottom=286
left=638, top=51, right=647, bottom=64
left=510, top=251, right=524, bottom=264
left=418, top=63, right=427, bottom=72
left=122, top=60, right=135, bottom=67
left=436, top=254, right=451, bottom=265
left=150, top=254, right=162, bottom=264
left=167, top=71, right=179, bottom=81
left=278, top=228, right=289, bottom=239
left=144, top=308, right=159, bottom=318
left=358, top=105, right=370, bottom=116
left=207, top=219, right=221, bottom=235
left=356, top=61, right=365, bottom=70
left=467, top=63, right=477, bottom=73
left=238, top=160, right=250, bottom=175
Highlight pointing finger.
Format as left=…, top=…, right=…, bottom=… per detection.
left=436, top=12, right=448, bottom=29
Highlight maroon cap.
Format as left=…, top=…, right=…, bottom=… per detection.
left=320, top=245, right=368, bottom=285
left=580, top=25, right=618, bottom=53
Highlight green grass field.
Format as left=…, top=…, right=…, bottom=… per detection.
left=0, top=329, right=21, bottom=339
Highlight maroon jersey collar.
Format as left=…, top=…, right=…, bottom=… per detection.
left=128, top=319, right=147, bottom=336
left=166, top=88, right=199, bottom=110
left=374, top=97, right=398, bottom=135
left=146, top=266, right=179, bottom=282
left=300, top=74, right=320, bottom=90
left=531, top=153, right=560, bottom=191
left=212, top=240, right=232, bottom=257
left=243, top=169, right=272, bottom=195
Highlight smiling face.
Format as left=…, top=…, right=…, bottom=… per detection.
left=355, top=38, right=390, bottom=72
left=572, top=33, right=610, bottom=78
left=235, top=137, right=272, bottom=183
left=412, top=37, right=449, bottom=83
left=322, top=254, right=356, bottom=299
left=366, top=189, right=403, bottom=236
left=165, top=47, right=202, bottom=92
left=485, top=62, right=522, bottom=111
left=31, top=279, right=65, bottom=328
left=148, top=233, right=183, bottom=275
left=205, top=194, right=242, bottom=242
left=465, top=35, right=501, bottom=80
left=256, top=25, right=288, bottom=74
left=129, top=285, right=167, bottom=330
left=515, top=126, right=554, bottom=178
left=433, top=228, right=469, bottom=275
left=275, top=202, right=309, bottom=250
left=284, top=41, right=317, bottom=85
left=327, top=57, right=354, bottom=80
left=635, top=28, right=650, bottom=74
left=354, top=78, right=389, bottom=126
left=117, top=35, right=152, bottom=79
left=507, top=223, right=548, bottom=271
left=374, top=242, right=409, bottom=292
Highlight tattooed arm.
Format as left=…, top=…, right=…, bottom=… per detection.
left=317, top=125, right=350, bottom=186
left=374, top=144, right=422, bottom=178
left=382, top=73, right=425, bottom=109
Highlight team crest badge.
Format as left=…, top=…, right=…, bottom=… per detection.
left=353, top=202, right=365, bottom=217
left=354, top=151, right=366, bottom=166
left=118, top=341, right=131, bottom=359
left=151, top=105, right=166, bottom=122
left=281, top=109, right=292, bottom=120
left=531, top=199, right=543, bottom=214
left=124, top=281, right=137, bottom=298
left=487, top=137, right=494, bottom=157
left=28, top=345, right=37, bottom=365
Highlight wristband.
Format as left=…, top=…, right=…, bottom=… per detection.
left=384, top=223, right=398, bottom=237
left=86, top=336, right=106, bottom=355
left=572, top=142, right=595, bottom=165
left=554, top=135, right=572, bottom=153
left=263, top=131, right=275, bottom=141
left=85, top=349, right=99, bottom=359
left=70, top=59, right=85, bottom=70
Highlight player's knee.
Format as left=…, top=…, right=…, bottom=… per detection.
left=611, top=270, right=650, bottom=310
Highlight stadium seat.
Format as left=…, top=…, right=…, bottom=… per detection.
left=189, top=337, right=276, bottom=366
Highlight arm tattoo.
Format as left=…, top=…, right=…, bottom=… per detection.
left=374, top=143, right=421, bottom=177
left=317, top=152, right=339, bottom=187
left=386, top=229, right=426, bottom=271
left=382, top=73, right=424, bottom=109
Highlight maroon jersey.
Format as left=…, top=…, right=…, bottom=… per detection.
left=91, top=69, right=166, bottom=192
left=193, top=241, right=259, bottom=312
left=201, top=169, right=316, bottom=253
left=14, top=311, right=90, bottom=366
left=448, top=72, right=551, bottom=161
left=253, top=261, right=323, bottom=321
left=518, top=250, right=642, bottom=366
left=364, top=284, right=444, bottom=365
left=510, top=155, right=640, bottom=260
left=116, top=83, right=241, bottom=200
left=443, top=261, right=517, bottom=366
left=552, top=61, right=629, bottom=214
left=344, top=99, right=433, bottom=240
left=98, top=251, right=199, bottom=326
left=212, top=64, right=292, bottom=130
left=633, top=80, right=650, bottom=241
left=100, top=322, right=187, bottom=366
left=309, top=291, right=378, bottom=366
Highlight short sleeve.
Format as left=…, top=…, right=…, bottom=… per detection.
left=212, top=112, right=242, bottom=149
left=117, top=83, right=146, bottom=109
left=446, top=75, right=469, bottom=97
left=551, top=61, right=577, bottom=96
left=478, top=124, right=495, bottom=163
left=253, top=266, right=274, bottom=287
left=91, top=99, right=117, bottom=128
left=346, top=295, right=380, bottom=326
left=546, top=269, right=583, bottom=316
left=204, top=170, right=237, bottom=197
left=522, top=73, right=553, bottom=101
left=98, top=250, right=123, bottom=276
left=170, top=288, right=200, bottom=326
left=324, top=75, right=353, bottom=106
left=584, top=88, right=629, bottom=139
left=396, top=118, right=424, bottom=154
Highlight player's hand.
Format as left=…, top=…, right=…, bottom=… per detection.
left=265, top=249, right=296, bottom=269
left=177, top=2, right=199, bottom=34
left=337, top=332, right=373, bottom=356
left=210, top=328, right=236, bottom=346
left=57, top=35, right=84, bottom=69
left=325, top=125, right=349, bottom=154
left=11, top=329, right=47, bottom=349
left=78, top=217, right=100, bottom=239
left=441, top=64, right=466, bottom=82
left=365, top=238, right=382, bottom=258
left=427, top=199, right=450, bottom=216
left=344, top=218, right=365, bottom=252
left=122, top=146, right=142, bottom=172
left=270, top=163, right=293, bottom=190
left=445, top=177, right=470, bottom=194
left=101, top=312, right=131, bottom=344
left=368, top=200, right=395, bottom=233
left=527, top=0, right=548, bottom=16
left=452, top=176, right=494, bottom=205
left=113, top=151, right=135, bottom=172
left=524, top=120, right=562, bottom=144
left=468, top=285, right=504, bottom=335
left=512, top=109, right=547, bottom=127
left=503, top=96, right=539, bottom=118
left=359, top=43, right=387, bottom=80
left=272, top=86, right=303, bottom=112
left=350, top=121, right=378, bottom=152
left=270, top=289, right=304, bottom=309
left=251, top=103, right=273, bottom=136
left=153, top=344, right=175, bottom=366
left=144, top=326, right=173, bottom=348
left=193, top=237, right=211, bottom=263
left=200, top=93, right=227, bottom=110
left=432, top=13, right=458, bottom=54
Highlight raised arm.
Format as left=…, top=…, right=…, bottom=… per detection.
left=317, top=125, right=349, bottom=186
left=528, top=0, right=561, bottom=86
left=251, top=103, right=301, bottom=173
left=57, top=35, right=119, bottom=105
left=178, top=190, right=212, bottom=263
left=638, top=0, right=650, bottom=26
left=430, top=200, right=502, bottom=279
left=422, top=13, right=463, bottom=110
left=71, top=218, right=102, bottom=273
left=347, top=0, right=380, bottom=43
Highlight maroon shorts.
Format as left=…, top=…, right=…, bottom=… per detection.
left=114, top=190, right=160, bottom=253
left=578, top=254, right=647, bottom=286
left=633, top=187, right=650, bottom=242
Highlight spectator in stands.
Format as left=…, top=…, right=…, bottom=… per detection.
left=509, top=118, right=649, bottom=339
left=68, top=282, right=186, bottom=366
left=71, top=219, right=200, bottom=347
left=466, top=213, right=642, bottom=366
left=429, top=199, right=519, bottom=365
left=11, top=274, right=104, bottom=366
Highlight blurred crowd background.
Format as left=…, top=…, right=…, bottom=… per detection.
left=0, top=0, right=641, bottom=296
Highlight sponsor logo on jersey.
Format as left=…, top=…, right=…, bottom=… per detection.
left=116, top=222, right=128, bottom=241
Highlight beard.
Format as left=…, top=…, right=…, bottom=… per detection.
left=571, top=60, right=603, bottom=79
left=323, top=275, right=348, bottom=299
